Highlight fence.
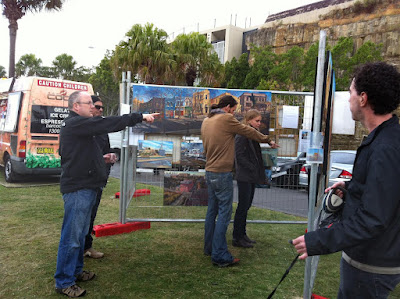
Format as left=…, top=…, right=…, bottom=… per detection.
left=120, top=90, right=314, bottom=225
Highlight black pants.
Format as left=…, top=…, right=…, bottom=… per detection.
left=84, top=188, right=102, bottom=250
left=233, top=181, right=255, bottom=240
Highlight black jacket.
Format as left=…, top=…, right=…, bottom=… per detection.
left=305, top=115, right=400, bottom=267
left=234, top=131, right=266, bottom=184
left=59, top=111, right=143, bottom=194
left=94, top=131, right=112, bottom=177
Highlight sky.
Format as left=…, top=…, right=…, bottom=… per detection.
left=0, top=0, right=318, bottom=75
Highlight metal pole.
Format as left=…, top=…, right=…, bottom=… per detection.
left=303, top=30, right=326, bottom=299
left=119, top=72, right=127, bottom=223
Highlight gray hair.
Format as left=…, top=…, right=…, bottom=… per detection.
left=68, top=91, right=84, bottom=109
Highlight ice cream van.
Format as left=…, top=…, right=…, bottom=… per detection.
left=0, top=77, right=94, bottom=182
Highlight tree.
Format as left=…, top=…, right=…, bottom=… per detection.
left=301, top=42, right=319, bottom=91
left=16, top=53, right=42, bottom=77
left=52, top=53, right=76, bottom=80
left=170, top=32, right=213, bottom=86
left=331, top=37, right=354, bottom=90
left=1, top=0, right=65, bottom=78
left=89, top=52, right=119, bottom=115
left=351, top=40, right=383, bottom=68
left=72, top=66, right=93, bottom=83
left=244, top=46, right=277, bottom=89
left=111, top=23, right=175, bottom=84
left=36, top=66, right=55, bottom=78
left=224, top=53, right=250, bottom=89
left=0, top=65, right=6, bottom=77
left=198, top=52, right=224, bottom=87
left=269, top=46, right=304, bottom=90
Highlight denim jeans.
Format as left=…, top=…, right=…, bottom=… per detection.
left=204, top=171, right=234, bottom=264
left=55, top=189, right=97, bottom=289
left=84, top=187, right=103, bottom=250
left=233, top=181, right=255, bottom=240
left=338, top=258, right=400, bottom=299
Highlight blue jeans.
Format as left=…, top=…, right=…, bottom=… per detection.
left=55, top=189, right=97, bottom=289
left=204, top=171, right=234, bottom=264
left=85, top=188, right=102, bottom=250
left=338, top=258, right=400, bottom=299
left=233, top=181, right=255, bottom=240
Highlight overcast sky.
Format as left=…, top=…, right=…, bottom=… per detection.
left=0, top=0, right=318, bottom=75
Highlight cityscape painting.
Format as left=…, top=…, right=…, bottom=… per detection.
left=131, top=84, right=272, bottom=135
left=180, top=141, right=205, bottom=170
left=164, top=171, right=208, bottom=206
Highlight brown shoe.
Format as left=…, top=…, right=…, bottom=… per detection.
left=76, top=270, right=96, bottom=282
left=56, top=284, right=86, bottom=297
left=84, top=248, right=104, bottom=259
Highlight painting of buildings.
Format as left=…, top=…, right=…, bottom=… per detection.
left=164, top=171, right=208, bottom=206
left=131, top=84, right=272, bottom=135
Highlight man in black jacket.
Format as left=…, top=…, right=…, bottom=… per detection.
left=293, top=62, right=400, bottom=298
left=83, top=95, right=116, bottom=259
left=54, top=91, right=157, bottom=297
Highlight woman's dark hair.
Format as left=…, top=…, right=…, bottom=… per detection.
left=208, top=95, right=238, bottom=117
left=353, top=62, right=400, bottom=115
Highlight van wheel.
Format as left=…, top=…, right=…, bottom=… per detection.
left=4, top=155, right=17, bottom=183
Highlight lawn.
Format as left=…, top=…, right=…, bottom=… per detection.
left=1, top=174, right=399, bottom=298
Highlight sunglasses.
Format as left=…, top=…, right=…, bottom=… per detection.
left=94, top=105, right=104, bottom=110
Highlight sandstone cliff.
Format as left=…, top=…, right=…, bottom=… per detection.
left=247, top=0, right=400, bottom=150
left=246, top=0, right=400, bottom=67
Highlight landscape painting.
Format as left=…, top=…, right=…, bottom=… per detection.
left=137, top=140, right=173, bottom=169
left=164, top=171, right=208, bottom=206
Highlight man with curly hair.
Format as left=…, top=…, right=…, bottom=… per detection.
left=293, top=62, right=400, bottom=298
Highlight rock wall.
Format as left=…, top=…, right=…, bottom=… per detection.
left=247, top=0, right=400, bottom=150
left=246, top=0, right=400, bottom=67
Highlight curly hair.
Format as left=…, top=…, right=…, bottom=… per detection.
left=353, top=62, right=400, bottom=115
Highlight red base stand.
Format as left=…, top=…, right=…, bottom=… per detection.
left=312, top=294, right=329, bottom=299
left=115, top=189, right=151, bottom=199
left=93, top=221, right=151, bottom=237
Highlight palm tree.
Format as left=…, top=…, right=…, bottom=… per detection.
left=171, top=32, right=213, bottom=86
left=1, top=0, right=65, bottom=78
left=52, top=53, right=76, bottom=80
left=0, top=65, right=6, bottom=77
left=16, top=53, right=42, bottom=77
left=111, top=23, right=175, bottom=84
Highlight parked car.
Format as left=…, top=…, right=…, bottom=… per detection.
left=299, top=150, right=356, bottom=188
left=271, top=152, right=307, bottom=188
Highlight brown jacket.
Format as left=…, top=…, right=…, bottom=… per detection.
left=201, top=112, right=271, bottom=172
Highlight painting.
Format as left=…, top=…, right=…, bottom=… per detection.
left=137, top=140, right=173, bottom=169
left=180, top=141, right=206, bottom=170
left=130, top=84, right=272, bottom=135
left=164, top=171, right=208, bottom=206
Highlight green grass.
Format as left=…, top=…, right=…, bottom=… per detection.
left=1, top=175, right=400, bottom=298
